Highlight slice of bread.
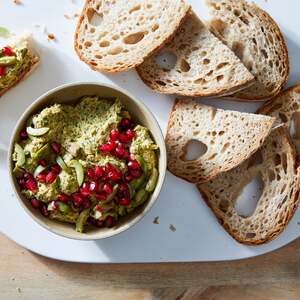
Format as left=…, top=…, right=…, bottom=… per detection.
left=207, top=0, right=289, bottom=101
left=74, top=0, right=190, bottom=73
left=166, top=99, right=275, bottom=183
left=136, top=12, right=255, bottom=97
left=258, top=84, right=300, bottom=159
left=0, top=33, right=40, bottom=97
left=197, top=126, right=300, bottom=245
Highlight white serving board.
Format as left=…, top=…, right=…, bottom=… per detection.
left=0, top=0, right=300, bottom=263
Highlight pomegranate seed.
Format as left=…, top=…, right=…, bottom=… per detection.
left=99, top=143, right=111, bottom=153
left=126, top=129, right=135, bottom=140
left=72, top=193, right=83, bottom=207
left=36, top=172, right=46, bottom=183
left=18, top=178, right=27, bottom=189
left=89, top=181, right=100, bottom=193
left=30, top=198, right=41, bottom=209
left=130, top=169, right=142, bottom=178
left=129, top=153, right=136, bottom=161
left=119, top=182, right=127, bottom=192
left=128, top=160, right=140, bottom=170
left=51, top=164, right=61, bottom=174
left=50, top=201, right=59, bottom=210
left=94, top=166, right=103, bottom=178
left=120, top=118, right=133, bottom=130
left=2, top=46, right=14, bottom=56
left=103, top=183, right=113, bottom=194
left=119, top=133, right=129, bottom=143
left=0, top=66, right=5, bottom=77
left=26, top=179, right=37, bottom=193
left=108, top=171, right=120, bottom=182
left=105, top=216, right=114, bottom=228
left=23, top=172, right=33, bottom=180
left=57, top=193, right=69, bottom=203
left=38, top=159, right=47, bottom=167
left=40, top=204, right=50, bottom=217
left=95, top=204, right=103, bottom=212
left=87, top=167, right=96, bottom=180
left=50, top=141, right=61, bottom=154
left=95, top=220, right=105, bottom=228
left=82, top=199, right=90, bottom=209
left=119, top=198, right=130, bottom=206
left=96, top=193, right=107, bottom=201
left=110, top=129, right=120, bottom=141
left=105, top=163, right=114, bottom=173
left=124, top=173, right=133, bottom=182
left=19, top=129, right=28, bottom=140
left=80, top=182, right=90, bottom=197
left=115, top=146, right=126, bottom=158
left=46, top=171, right=57, bottom=184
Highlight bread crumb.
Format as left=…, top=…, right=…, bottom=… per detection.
left=169, top=224, right=176, bottom=232
left=16, top=287, right=21, bottom=293
left=12, top=0, right=22, bottom=4
left=153, top=216, right=160, bottom=224
left=297, top=221, right=300, bottom=225
left=47, top=33, right=56, bottom=41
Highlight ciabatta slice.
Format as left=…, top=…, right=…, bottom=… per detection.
left=74, top=0, right=190, bottom=72
left=166, top=99, right=275, bottom=183
left=137, top=12, right=254, bottom=97
left=197, top=126, right=300, bottom=245
left=207, top=0, right=289, bottom=101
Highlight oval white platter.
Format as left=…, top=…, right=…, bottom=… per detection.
left=0, top=0, right=300, bottom=263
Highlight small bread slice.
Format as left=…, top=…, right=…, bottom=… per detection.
left=197, top=126, right=300, bottom=245
left=0, top=34, right=39, bottom=97
left=74, top=0, right=190, bottom=73
left=166, top=99, right=275, bottom=183
left=136, top=12, right=255, bottom=97
left=207, top=0, right=289, bottom=101
left=258, top=84, right=300, bottom=159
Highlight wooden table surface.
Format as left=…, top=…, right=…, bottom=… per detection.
left=1, top=234, right=300, bottom=299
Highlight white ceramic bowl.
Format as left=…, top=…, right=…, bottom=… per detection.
left=8, top=82, right=167, bottom=240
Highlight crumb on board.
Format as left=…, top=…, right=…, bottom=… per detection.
left=16, top=287, right=21, bottom=293
left=47, top=33, right=56, bottom=41
left=12, top=0, right=22, bottom=4
left=297, top=221, right=300, bottom=225
left=153, top=216, right=160, bottom=224
left=169, top=224, right=176, bottom=232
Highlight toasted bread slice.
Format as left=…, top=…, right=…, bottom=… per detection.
left=207, top=0, right=289, bottom=101
left=136, top=12, right=255, bottom=97
left=0, top=33, right=39, bottom=97
left=74, top=0, right=190, bottom=73
left=166, top=99, right=275, bottom=183
left=197, top=126, right=300, bottom=245
left=258, top=84, right=300, bottom=159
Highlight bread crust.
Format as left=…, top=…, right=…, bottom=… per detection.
left=74, top=0, right=191, bottom=73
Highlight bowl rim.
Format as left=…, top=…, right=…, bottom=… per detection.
left=7, top=81, right=167, bottom=241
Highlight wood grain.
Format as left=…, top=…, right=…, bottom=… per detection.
left=1, top=234, right=300, bottom=299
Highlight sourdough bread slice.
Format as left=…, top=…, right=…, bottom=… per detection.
left=258, top=84, right=300, bottom=159
left=197, top=126, right=300, bottom=245
left=136, top=12, right=255, bottom=97
left=207, top=0, right=289, bottom=101
left=166, top=99, right=275, bottom=183
left=74, top=0, right=190, bottom=72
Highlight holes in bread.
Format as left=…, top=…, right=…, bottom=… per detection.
left=239, top=15, right=249, bottom=25
left=246, top=232, right=256, bottom=239
left=247, top=150, right=263, bottom=169
left=84, top=41, right=92, bottom=48
left=99, top=40, right=110, bottom=47
left=203, top=59, right=210, bottom=65
left=183, top=140, right=207, bottom=161
left=154, top=51, right=177, bottom=71
left=155, top=80, right=166, bottom=86
left=123, top=32, right=145, bottom=44
left=146, top=3, right=152, bottom=9
left=152, top=24, right=159, bottom=32
left=216, top=62, right=229, bottom=70
left=112, top=34, right=120, bottom=40
left=210, top=18, right=227, bottom=37
left=108, top=46, right=123, bottom=55
left=232, top=41, right=244, bottom=60
left=261, top=49, right=268, bottom=59
left=235, top=173, right=264, bottom=218
left=290, top=112, right=300, bottom=139
left=216, top=75, right=224, bottom=82
left=129, top=4, right=141, bottom=14
left=180, top=59, right=190, bottom=72
left=90, top=27, right=96, bottom=33
left=86, top=8, right=104, bottom=26
left=221, top=142, right=230, bottom=153
left=234, top=9, right=241, bottom=17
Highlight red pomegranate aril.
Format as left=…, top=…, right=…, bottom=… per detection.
left=95, top=204, right=103, bottom=212
left=80, top=182, right=90, bottom=197
left=105, top=216, right=114, bottom=228
left=51, top=164, right=61, bottom=174
left=120, top=118, right=132, bottom=130
left=119, top=197, right=130, bottom=206
left=115, top=146, right=126, bottom=158
left=57, top=193, right=69, bottom=203
left=96, top=193, right=107, bottom=201
left=105, top=163, right=114, bottom=173
left=82, top=199, right=90, bottom=209
left=0, top=66, right=5, bottom=77
left=50, top=141, right=61, bottom=154
left=72, top=193, right=83, bottom=206
left=119, top=133, right=129, bottom=143
left=19, top=129, right=28, bottom=140
left=89, top=181, right=100, bottom=193
left=128, top=160, right=140, bottom=170
left=129, top=153, right=136, bottom=161
left=46, top=171, right=57, bottom=184
left=95, top=220, right=105, bottom=228
left=126, top=129, right=135, bottom=139
left=87, top=167, right=96, bottom=179
left=94, top=166, right=103, bottom=178
left=2, top=46, right=14, bottom=56
left=50, top=201, right=59, bottom=211
left=40, top=204, right=50, bottom=217
left=30, top=198, right=41, bottom=209
left=103, top=183, right=113, bottom=194
left=38, top=159, right=47, bottom=167
left=26, top=179, right=37, bottom=193
left=18, top=178, right=26, bottom=189
left=119, top=183, right=128, bottom=193
left=124, top=173, right=133, bottom=182
left=108, top=171, right=119, bottom=182
left=130, top=169, right=142, bottom=178
left=99, top=143, right=111, bottom=153
left=109, top=129, right=120, bottom=141
left=23, top=172, right=33, bottom=180
left=36, top=172, right=46, bottom=183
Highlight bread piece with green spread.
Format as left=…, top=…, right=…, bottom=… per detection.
left=0, top=33, right=39, bottom=97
